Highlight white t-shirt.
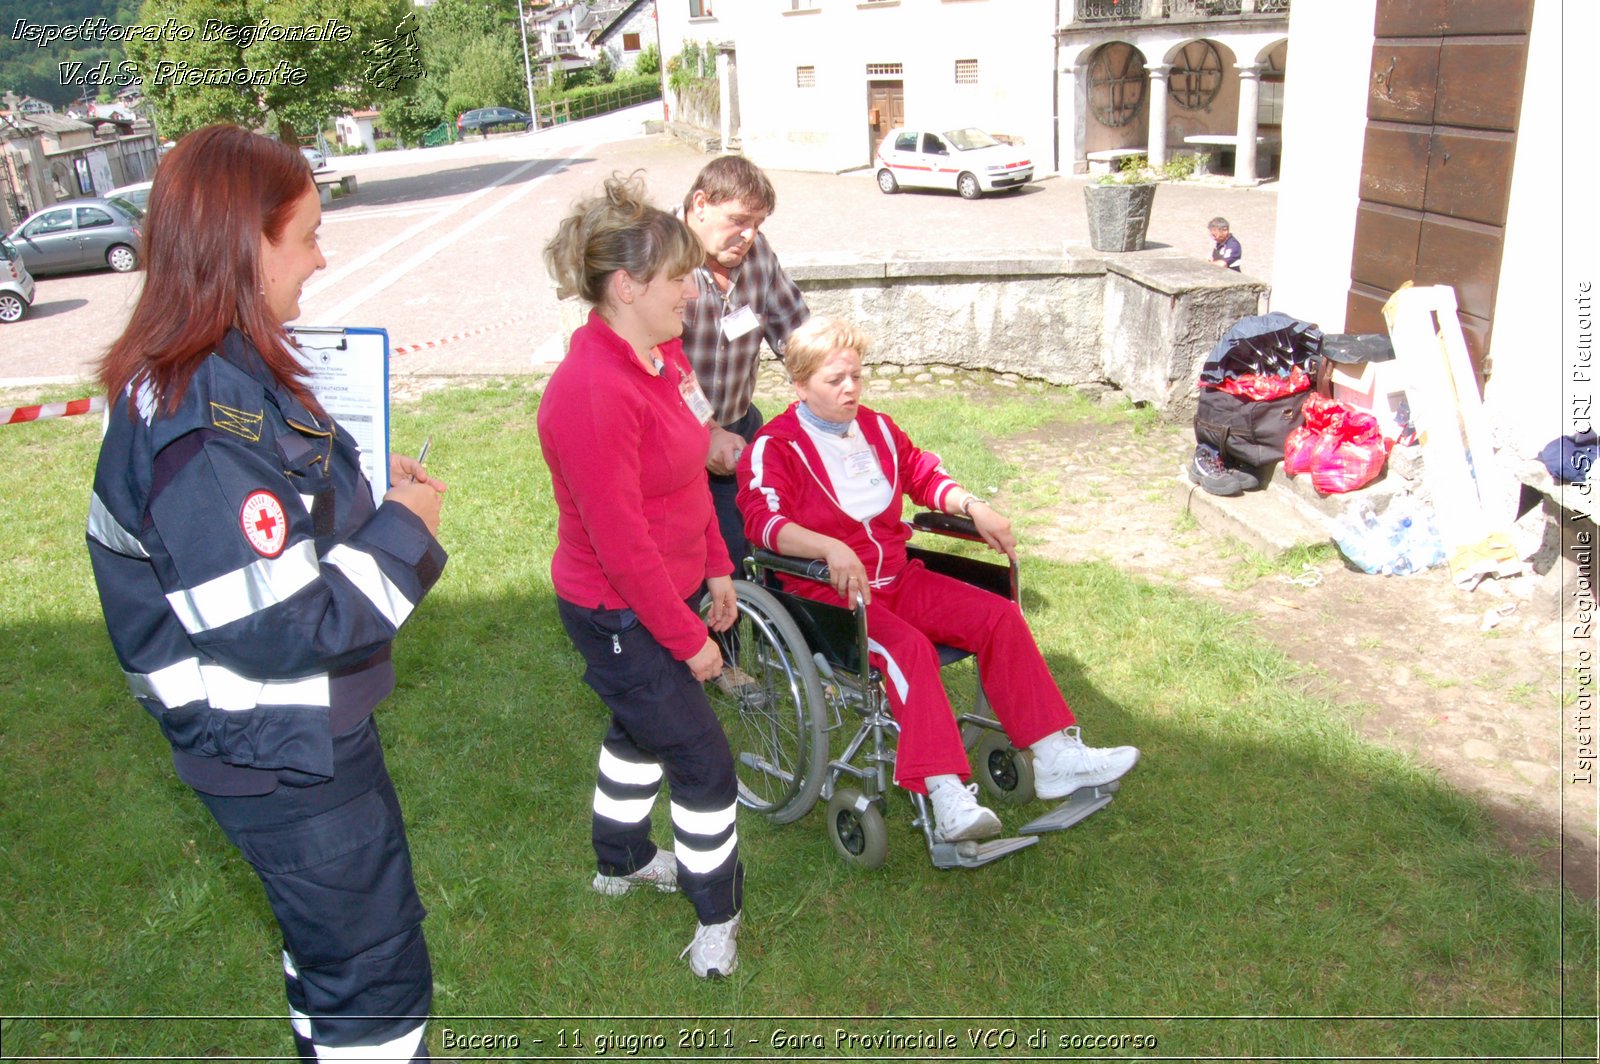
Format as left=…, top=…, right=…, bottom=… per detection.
left=799, top=419, right=895, bottom=522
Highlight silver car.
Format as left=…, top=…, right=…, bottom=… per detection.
left=6, top=197, right=143, bottom=276
left=0, top=236, right=36, bottom=323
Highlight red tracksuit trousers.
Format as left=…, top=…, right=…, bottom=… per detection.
left=794, top=559, right=1075, bottom=793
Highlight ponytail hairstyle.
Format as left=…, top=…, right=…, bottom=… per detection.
left=544, top=171, right=703, bottom=306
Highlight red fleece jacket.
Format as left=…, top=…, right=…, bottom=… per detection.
left=537, top=311, right=732, bottom=660
left=736, top=403, right=960, bottom=590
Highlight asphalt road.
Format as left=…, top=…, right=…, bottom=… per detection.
left=1, top=103, right=1278, bottom=389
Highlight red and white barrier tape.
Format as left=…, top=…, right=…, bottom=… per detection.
left=3, top=395, right=104, bottom=425
left=390, top=312, right=541, bottom=356
left=6, top=311, right=546, bottom=425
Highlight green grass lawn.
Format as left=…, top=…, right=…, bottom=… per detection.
left=0, top=381, right=1593, bottom=1059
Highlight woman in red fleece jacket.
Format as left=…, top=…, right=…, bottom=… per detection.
left=539, top=175, right=742, bottom=979
left=736, top=317, right=1140, bottom=844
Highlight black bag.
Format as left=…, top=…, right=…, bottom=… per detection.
left=1194, top=312, right=1321, bottom=469
left=1194, top=388, right=1307, bottom=469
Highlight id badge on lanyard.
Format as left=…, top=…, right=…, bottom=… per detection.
left=843, top=446, right=876, bottom=479
left=721, top=304, right=759, bottom=341
left=679, top=370, right=715, bottom=424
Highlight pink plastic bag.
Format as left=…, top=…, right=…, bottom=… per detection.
left=1283, top=395, right=1391, bottom=493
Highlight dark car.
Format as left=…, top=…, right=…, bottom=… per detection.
left=457, top=107, right=532, bottom=136
left=6, top=197, right=143, bottom=275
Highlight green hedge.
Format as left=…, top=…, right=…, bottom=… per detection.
left=538, top=75, right=661, bottom=123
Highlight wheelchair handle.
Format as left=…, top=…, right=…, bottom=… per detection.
left=909, top=511, right=983, bottom=542
left=750, top=548, right=833, bottom=584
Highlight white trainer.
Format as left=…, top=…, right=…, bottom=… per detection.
left=681, top=913, right=740, bottom=978
left=591, top=850, right=679, bottom=896
left=1032, top=726, right=1140, bottom=800
left=927, top=776, right=1003, bottom=842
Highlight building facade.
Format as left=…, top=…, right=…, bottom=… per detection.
left=655, top=0, right=1289, bottom=178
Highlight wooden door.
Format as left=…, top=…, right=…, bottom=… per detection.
left=1345, top=0, right=1531, bottom=377
left=867, top=81, right=905, bottom=162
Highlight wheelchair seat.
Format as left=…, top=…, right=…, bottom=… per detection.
left=700, top=512, right=1123, bottom=870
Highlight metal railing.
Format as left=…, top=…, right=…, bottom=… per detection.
left=537, top=78, right=661, bottom=126
left=1074, top=0, right=1284, bottom=20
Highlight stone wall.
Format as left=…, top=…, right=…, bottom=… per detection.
left=554, top=247, right=1268, bottom=411
left=787, top=247, right=1268, bottom=412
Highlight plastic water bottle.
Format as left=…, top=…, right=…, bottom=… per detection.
left=1387, top=516, right=1418, bottom=576
left=1334, top=505, right=1388, bottom=574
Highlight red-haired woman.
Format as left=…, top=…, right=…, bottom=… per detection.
left=85, top=124, right=447, bottom=1062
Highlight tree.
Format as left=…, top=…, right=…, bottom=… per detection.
left=592, top=50, right=615, bottom=85
left=380, top=86, right=444, bottom=148
left=418, top=0, right=525, bottom=117
left=124, top=0, right=414, bottom=141
left=634, top=42, right=661, bottom=77
left=442, top=35, right=524, bottom=117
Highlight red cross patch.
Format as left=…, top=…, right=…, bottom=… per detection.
left=240, top=490, right=289, bottom=558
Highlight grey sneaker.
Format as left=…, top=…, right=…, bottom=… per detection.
left=1188, top=444, right=1244, bottom=496
left=1033, top=726, right=1140, bottom=800
left=591, top=850, right=678, bottom=896
left=681, top=913, right=740, bottom=978
left=928, top=779, right=1003, bottom=842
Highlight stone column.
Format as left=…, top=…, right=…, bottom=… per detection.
left=1233, top=64, right=1262, bottom=186
left=1062, top=62, right=1091, bottom=174
left=1146, top=64, right=1171, bottom=166
left=717, top=43, right=739, bottom=151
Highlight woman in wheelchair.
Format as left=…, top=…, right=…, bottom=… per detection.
left=539, top=174, right=744, bottom=978
left=735, top=317, right=1140, bottom=844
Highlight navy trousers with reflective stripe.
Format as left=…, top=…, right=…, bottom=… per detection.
left=198, top=717, right=431, bottom=1060
left=558, top=596, right=743, bottom=925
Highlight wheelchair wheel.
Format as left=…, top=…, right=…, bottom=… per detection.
left=700, top=581, right=828, bottom=824
left=972, top=730, right=1036, bottom=806
left=826, top=788, right=888, bottom=869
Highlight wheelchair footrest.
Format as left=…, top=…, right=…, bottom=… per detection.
left=930, top=834, right=1039, bottom=869
left=1017, top=786, right=1116, bottom=834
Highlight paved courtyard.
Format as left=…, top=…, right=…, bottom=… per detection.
left=1, top=104, right=1277, bottom=390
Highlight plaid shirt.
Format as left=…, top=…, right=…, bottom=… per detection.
left=679, top=230, right=810, bottom=426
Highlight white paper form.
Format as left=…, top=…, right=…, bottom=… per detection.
left=289, top=326, right=391, bottom=509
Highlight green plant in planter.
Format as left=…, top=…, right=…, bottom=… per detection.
left=1085, top=154, right=1157, bottom=252
left=1095, top=153, right=1156, bottom=185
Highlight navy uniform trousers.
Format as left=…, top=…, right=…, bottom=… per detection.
left=558, top=596, right=743, bottom=925
left=198, top=718, right=431, bottom=1061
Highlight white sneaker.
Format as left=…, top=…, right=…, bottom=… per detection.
left=681, top=913, right=740, bottom=978
left=1032, top=726, right=1140, bottom=800
left=927, top=776, right=1003, bottom=842
left=591, top=850, right=679, bottom=896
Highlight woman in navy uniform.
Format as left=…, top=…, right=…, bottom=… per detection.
left=85, top=124, right=447, bottom=1061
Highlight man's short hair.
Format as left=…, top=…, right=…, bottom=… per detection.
left=685, top=156, right=777, bottom=214
left=1208, top=216, right=1230, bottom=231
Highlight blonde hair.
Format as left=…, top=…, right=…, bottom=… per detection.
left=544, top=172, right=703, bottom=304
left=784, top=316, right=872, bottom=383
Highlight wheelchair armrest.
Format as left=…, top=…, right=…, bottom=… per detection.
left=750, top=548, right=833, bottom=585
left=909, top=511, right=983, bottom=543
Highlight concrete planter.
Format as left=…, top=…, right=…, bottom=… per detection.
left=1084, top=182, right=1157, bottom=253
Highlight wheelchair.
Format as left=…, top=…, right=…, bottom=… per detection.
left=699, top=512, right=1120, bottom=870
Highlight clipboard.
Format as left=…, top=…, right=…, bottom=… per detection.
left=289, top=326, right=391, bottom=509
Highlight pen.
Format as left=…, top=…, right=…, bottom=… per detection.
left=409, top=437, right=431, bottom=482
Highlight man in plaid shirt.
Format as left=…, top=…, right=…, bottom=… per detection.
left=680, top=157, right=811, bottom=568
